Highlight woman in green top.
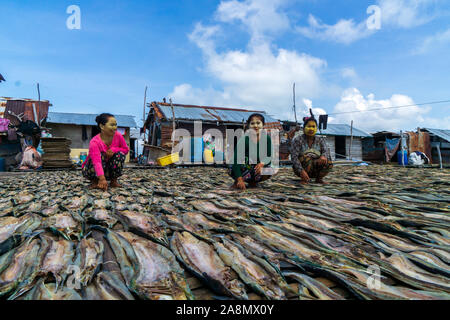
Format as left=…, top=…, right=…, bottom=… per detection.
left=230, top=113, right=275, bottom=190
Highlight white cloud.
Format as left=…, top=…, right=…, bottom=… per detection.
left=296, top=0, right=442, bottom=44
left=329, top=88, right=450, bottom=132
left=296, top=14, right=374, bottom=44
left=377, top=0, right=439, bottom=28
left=414, top=27, right=450, bottom=54
left=216, top=0, right=290, bottom=45
left=341, top=67, right=358, bottom=80
left=170, top=0, right=328, bottom=119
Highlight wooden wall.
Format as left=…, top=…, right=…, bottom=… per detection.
left=46, top=124, right=131, bottom=162
left=346, top=137, right=363, bottom=160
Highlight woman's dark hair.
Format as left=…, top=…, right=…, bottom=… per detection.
left=303, top=109, right=318, bottom=127
left=303, top=116, right=318, bottom=127
left=246, top=113, right=265, bottom=129
left=95, top=113, right=115, bottom=128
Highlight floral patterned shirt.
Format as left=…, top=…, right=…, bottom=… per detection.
left=290, top=134, right=331, bottom=173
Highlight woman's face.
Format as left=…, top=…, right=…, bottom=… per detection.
left=249, top=116, right=264, bottom=133
left=304, top=120, right=317, bottom=137
left=100, top=117, right=117, bottom=136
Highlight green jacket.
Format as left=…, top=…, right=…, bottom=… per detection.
left=231, top=133, right=272, bottom=178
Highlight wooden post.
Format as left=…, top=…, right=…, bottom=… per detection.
left=142, top=86, right=148, bottom=144
left=348, top=120, right=353, bottom=160
left=169, top=98, right=176, bottom=148
left=37, top=83, right=41, bottom=126
left=400, top=131, right=405, bottom=167
left=436, top=143, right=443, bottom=169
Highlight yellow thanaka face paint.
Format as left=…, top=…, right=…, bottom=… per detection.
left=249, top=117, right=264, bottom=133
left=304, top=121, right=317, bottom=137
left=100, top=117, right=118, bottom=136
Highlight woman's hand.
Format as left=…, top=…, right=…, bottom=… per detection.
left=300, top=170, right=310, bottom=184
left=236, top=177, right=246, bottom=190
left=105, top=149, right=115, bottom=160
left=255, top=163, right=265, bottom=176
left=97, top=175, right=108, bottom=191
left=318, top=156, right=328, bottom=166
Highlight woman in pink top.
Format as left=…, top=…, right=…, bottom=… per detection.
left=82, top=113, right=130, bottom=191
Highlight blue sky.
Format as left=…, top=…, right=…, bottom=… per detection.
left=0, top=0, right=449, bottom=132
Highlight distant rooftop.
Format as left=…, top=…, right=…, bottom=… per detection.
left=318, top=124, right=371, bottom=137
left=151, top=101, right=280, bottom=125
left=46, top=112, right=137, bottom=128
left=423, top=128, right=450, bottom=142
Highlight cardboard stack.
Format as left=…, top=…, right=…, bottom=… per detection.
left=41, top=137, right=74, bottom=168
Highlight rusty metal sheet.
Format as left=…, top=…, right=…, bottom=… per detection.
left=4, top=100, right=49, bottom=125
left=407, top=131, right=432, bottom=164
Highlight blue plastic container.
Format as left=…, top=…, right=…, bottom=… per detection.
left=397, top=151, right=408, bottom=165
left=0, top=158, right=5, bottom=172
left=191, top=137, right=204, bottom=163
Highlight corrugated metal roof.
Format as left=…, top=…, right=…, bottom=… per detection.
left=46, top=112, right=137, bottom=128
left=155, top=103, right=280, bottom=124
left=319, top=124, right=371, bottom=137
left=423, top=128, right=450, bottom=142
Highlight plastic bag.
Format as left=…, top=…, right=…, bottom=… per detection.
left=408, top=151, right=430, bottom=166
left=19, top=146, right=43, bottom=170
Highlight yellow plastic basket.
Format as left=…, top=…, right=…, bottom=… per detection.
left=204, top=150, right=214, bottom=164
left=157, top=153, right=180, bottom=167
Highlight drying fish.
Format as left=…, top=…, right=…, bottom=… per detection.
left=380, top=253, right=450, bottom=293
left=182, top=212, right=237, bottom=234
left=229, top=234, right=284, bottom=266
left=45, top=212, right=84, bottom=240
left=62, top=195, right=92, bottom=212
left=83, top=208, right=118, bottom=228
left=214, top=237, right=292, bottom=300
left=84, top=272, right=135, bottom=300
left=39, top=235, right=75, bottom=285
left=115, top=231, right=194, bottom=300
left=170, top=231, right=248, bottom=299
left=0, top=164, right=449, bottom=300
left=190, top=200, right=249, bottom=222
left=18, top=278, right=82, bottom=300
left=0, top=214, right=42, bottom=255
left=72, top=237, right=104, bottom=287
left=0, top=235, right=49, bottom=298
left=283, top=272, right=345, bottom=300
left=116, top=210, right=168, bottom=247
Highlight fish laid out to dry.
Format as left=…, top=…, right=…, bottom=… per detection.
left=116, top=210, right=168, bottom=247
left=0, top=214, right=42, bottom=255
left=0, top=235, right=49, bottom=298
left=72, top=237, right=104, bottom=287
left=83, top=272, right=135, bottom=300
left=39, top=235, right=75, bottom=285
left=106, top=230, right=193, bottom=300
left=214, top=237, right=293, bottom=300
left=171, top=231, right=248, bottom=299
left=0, top=165, right=448, bottom=300
left=20, top=278, right=82, bottom=300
